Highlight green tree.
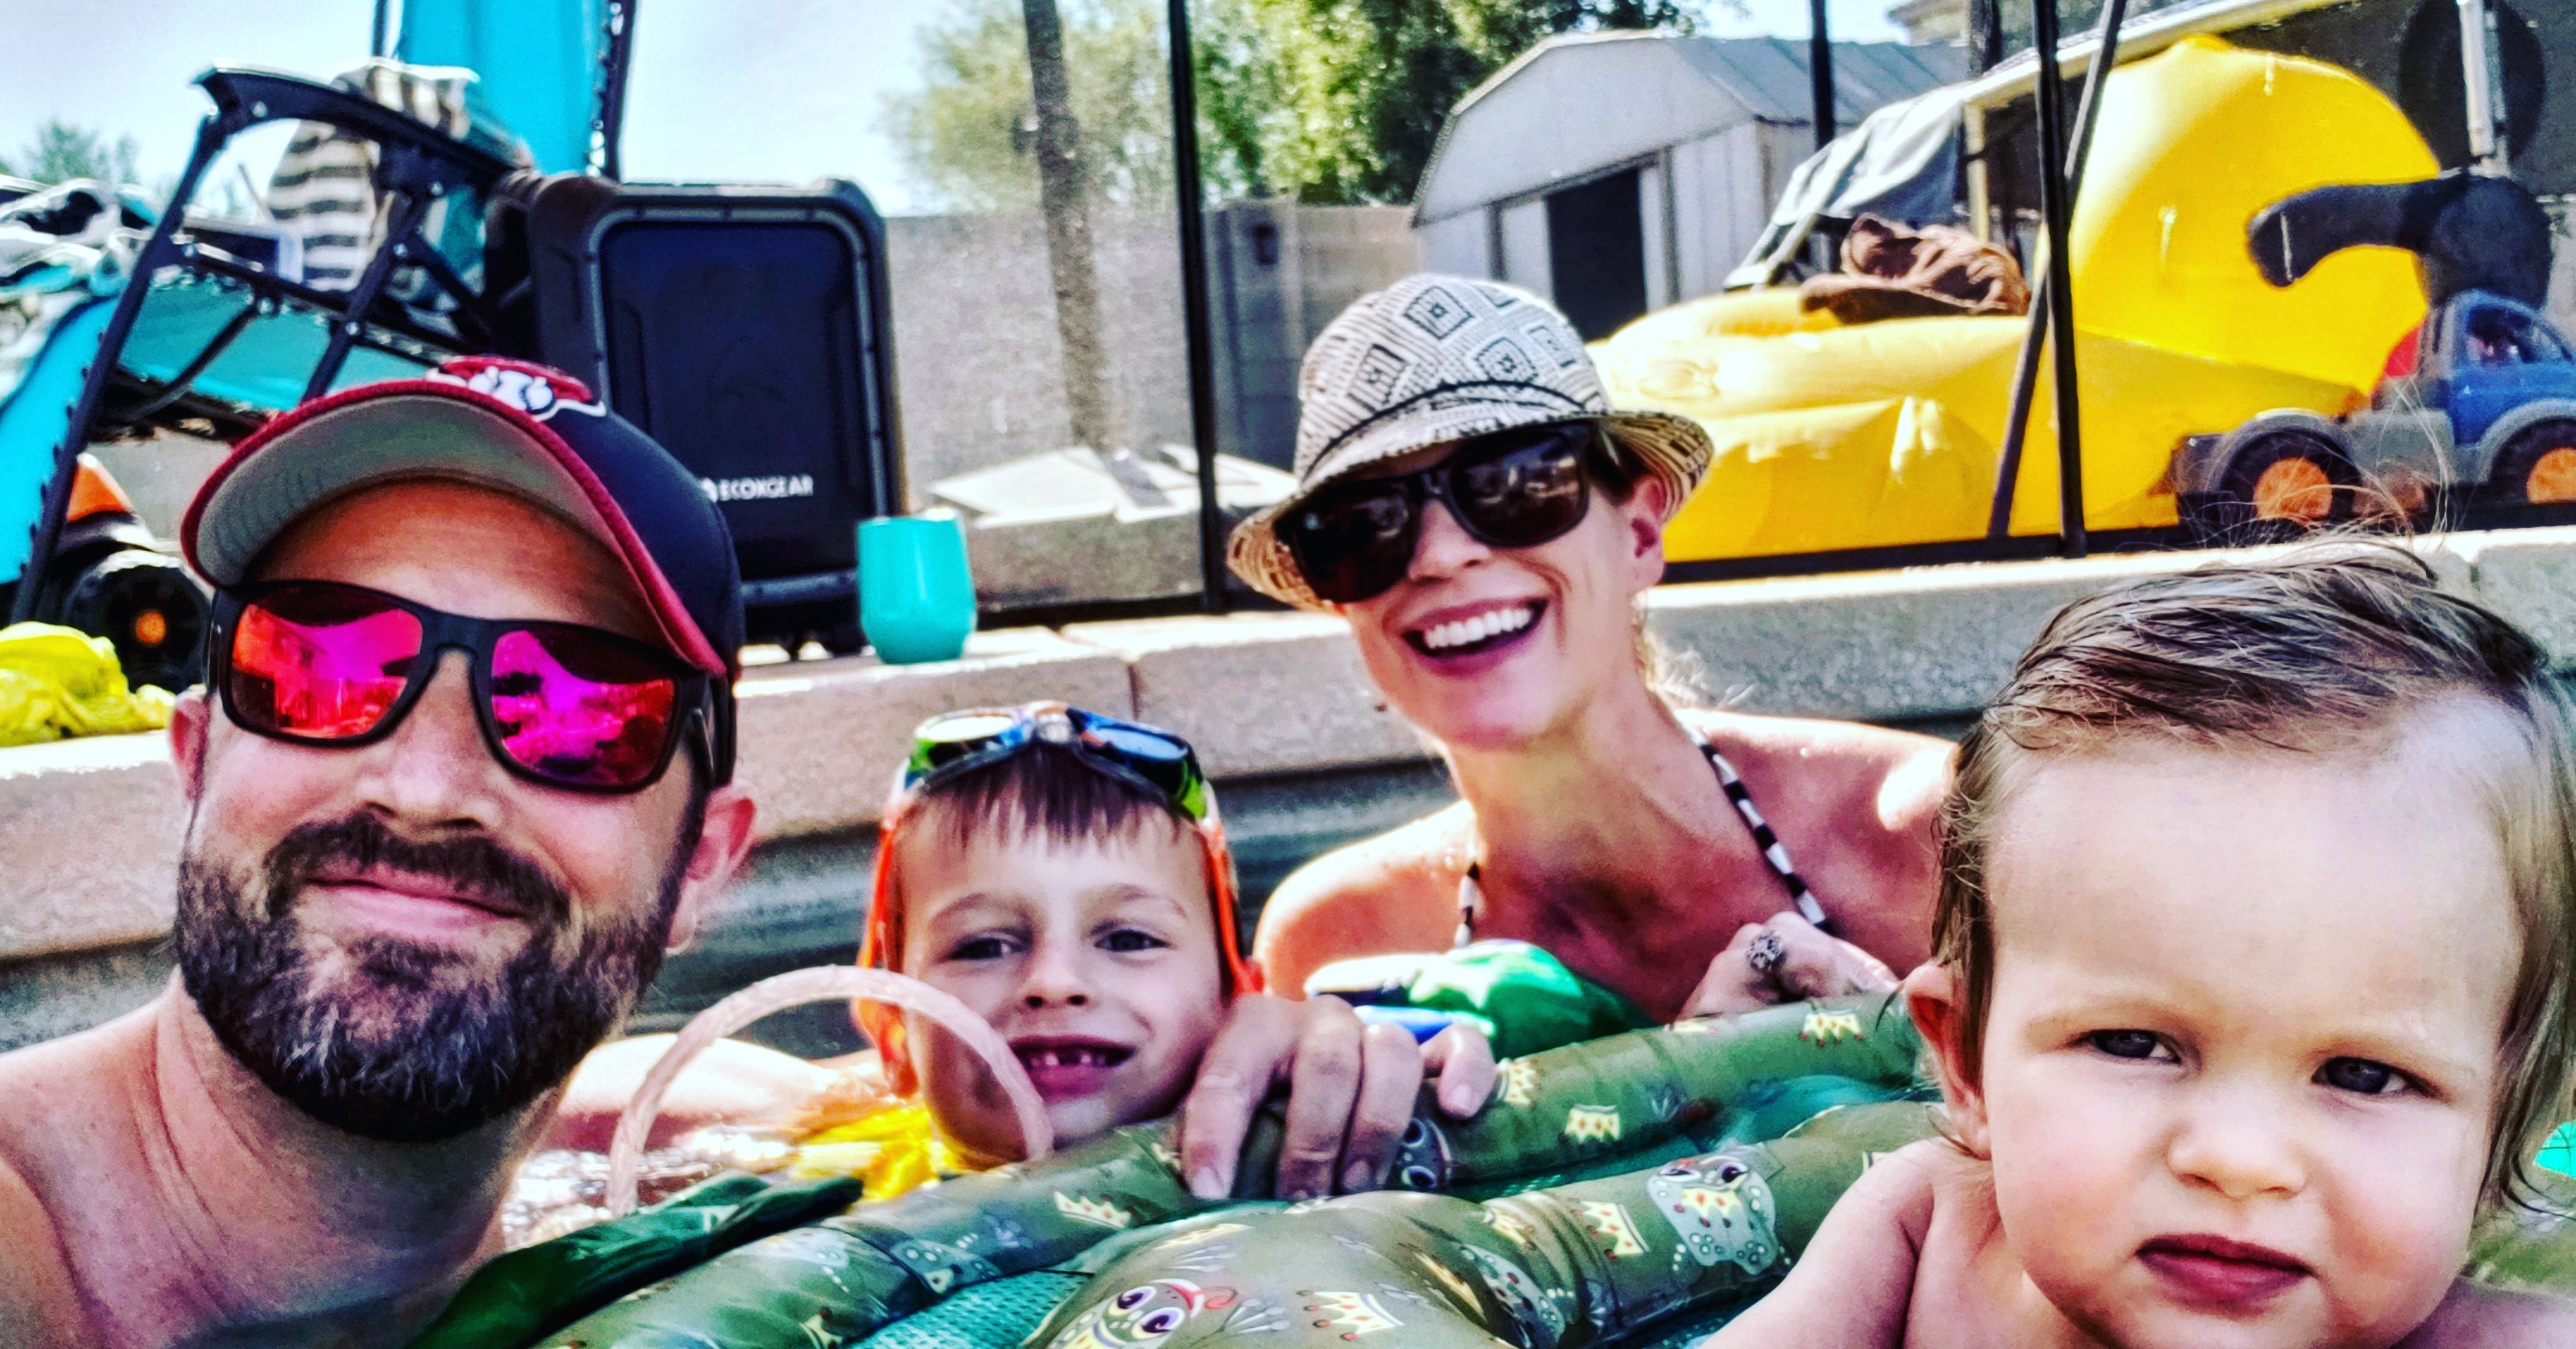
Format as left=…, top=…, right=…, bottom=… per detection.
left=0, top=119, right=142, bottom=186
left=1265, top=0, right=1707, bottom=203
left=887, top=0, right=1306, bottom=448
left=881, top=0, right=1714, bottom=212
left=1191, top=0, right=1296, bottom=197
left=884, top=0, right=1184, bottom=212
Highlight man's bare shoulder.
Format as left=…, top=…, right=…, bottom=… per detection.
left=1251, top=802, right=1472, bottom=995
left=0, top=1005, right=158, bottom=1214
left=0, top=997, right=156, bottom=1124
left=0, top=1054, right=104, bottom=1346
left=2404, top=1279, right=2576, bottom=1346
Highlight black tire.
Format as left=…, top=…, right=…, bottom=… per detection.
left=2201, top=429, right=2357, bottom=541
left=56, top=549, right=210, bottom=691
left=819, top=619, right=868, bottom=657
left=2484, top=419, right=2576, bottom=508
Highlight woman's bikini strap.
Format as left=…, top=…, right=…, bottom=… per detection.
left=1690, top=729, right=1834, bottom=932
left=1455, top=730, right=1832, bottom=948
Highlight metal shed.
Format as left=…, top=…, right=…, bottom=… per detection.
left=1413, top=31, right=1966, bottom=338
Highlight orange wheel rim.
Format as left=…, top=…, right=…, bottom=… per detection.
left=2251, top=458, right=2334, bottom=521
left=132, top=609, right=168, bottom=648
left=2527, top=447, right=2576, bottom=503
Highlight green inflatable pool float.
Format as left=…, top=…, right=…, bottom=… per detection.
left=414, top=969, right=2576, bottom=1348
left=414, top=993, right=1933, bottom=1347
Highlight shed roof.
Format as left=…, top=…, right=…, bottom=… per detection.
left=1416, top=31, right=1964, bottom=225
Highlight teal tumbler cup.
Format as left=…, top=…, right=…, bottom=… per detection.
left=858, top=513, right=976, bottom=664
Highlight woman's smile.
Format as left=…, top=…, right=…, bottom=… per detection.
left=1403, top=598, right=1546, bottom=661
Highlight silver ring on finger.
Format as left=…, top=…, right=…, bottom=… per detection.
left=1746, top=930, right=1787, bottom=980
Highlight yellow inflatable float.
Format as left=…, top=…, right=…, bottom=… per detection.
left=1599, top=36, right=2439, bottom=560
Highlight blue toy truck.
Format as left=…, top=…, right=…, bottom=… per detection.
left=2175, top=291, right=2576, bottom=532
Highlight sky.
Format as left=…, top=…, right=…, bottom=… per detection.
left=2, top=0, right=1903, bottom=218
left=1703, top=0, right=1906, bottom=43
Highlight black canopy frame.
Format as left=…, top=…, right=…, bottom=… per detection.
left=9, top=65, right=519, bottom=625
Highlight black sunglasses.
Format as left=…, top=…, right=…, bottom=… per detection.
left=1280, top=420, right=1606, bottom=604
left=209, top=580, right=718, bottom=794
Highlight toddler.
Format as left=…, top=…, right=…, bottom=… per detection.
left=1715, top=550, right=2576, bottom=1348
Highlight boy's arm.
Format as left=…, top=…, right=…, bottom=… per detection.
left=1702, top=1140, right=1942, bottom=1348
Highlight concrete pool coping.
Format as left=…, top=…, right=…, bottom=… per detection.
left=8, top=529, right=2573, bottom=1045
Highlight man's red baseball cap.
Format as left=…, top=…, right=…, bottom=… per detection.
left=181, top=355, right=745, bottom=780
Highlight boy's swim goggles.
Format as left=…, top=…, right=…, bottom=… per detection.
left=897, top=703, right=1213, bottom=823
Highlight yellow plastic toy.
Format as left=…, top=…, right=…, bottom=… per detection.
left=1603, top=36, right=2437, bottom=560
left=0, top=622, right=175, bottom=748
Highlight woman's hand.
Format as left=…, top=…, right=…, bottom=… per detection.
left=1679, top=910, right=1900, bottom=1019
left=1178, top=993, right=1496, bottom=1201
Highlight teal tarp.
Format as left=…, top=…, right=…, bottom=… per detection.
left=0, top=298, right=114, bottom=583
left=397, top=0, right=606, bottom=174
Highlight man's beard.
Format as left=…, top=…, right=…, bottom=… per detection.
left=175, top=811, right=692, bottom=1144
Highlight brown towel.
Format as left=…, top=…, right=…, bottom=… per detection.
left=1799, top=214, right=2030, bottom=324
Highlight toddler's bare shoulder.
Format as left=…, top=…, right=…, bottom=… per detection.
left=2402, top=1278, right=2576, bottom=1346
left=1878, top=1136, right=1988, bottom=1195
left=1835, top=1138, right=1971, bottom=1241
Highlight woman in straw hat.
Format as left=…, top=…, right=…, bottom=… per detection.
left=1231, top=275, right=1948, bottom=1024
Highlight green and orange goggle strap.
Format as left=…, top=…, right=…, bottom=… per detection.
left=855, top=725, right=1260, bottom=1100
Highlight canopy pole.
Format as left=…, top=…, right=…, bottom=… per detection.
left=1968, top=0, right=2005, bottom=73
left=1169, top=0, right=1228, bottom=612
left=1983, top=0, right=2127, bottom=546
left=2458, top=0, right=2507, bottom=173
left=597, top=0, right=638, bottom=180
left=1808, top=0, right=1836, bottom=152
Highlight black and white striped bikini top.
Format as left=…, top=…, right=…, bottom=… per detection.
left=1454, top=728, right=1830, bottom=948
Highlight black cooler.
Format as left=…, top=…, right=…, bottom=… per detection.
left=508, top=175, right=903, bottom=652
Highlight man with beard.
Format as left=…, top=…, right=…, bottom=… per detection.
left=0, top=358, right=760, bottom=1346
left=0, top=355, right=1478, bottom=1346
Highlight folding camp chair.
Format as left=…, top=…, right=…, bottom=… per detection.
left=3, top=64, right=521, bottom=680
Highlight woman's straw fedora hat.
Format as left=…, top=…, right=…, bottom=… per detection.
left=1227, top=275, right=1713, bottom=610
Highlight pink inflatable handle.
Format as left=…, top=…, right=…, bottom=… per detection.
left=605, top=966, right=1052, bottom=1216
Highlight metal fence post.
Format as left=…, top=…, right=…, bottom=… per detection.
left=1169, top=0, right=1229, bottom=612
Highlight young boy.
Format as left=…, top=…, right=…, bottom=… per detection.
left=851, top=702, right=1260, bottom=1165
left=1713, top=549, right=2576, bottom=1349
left=539, top=703, right=1258, bottom=1193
